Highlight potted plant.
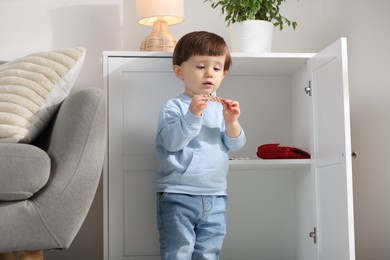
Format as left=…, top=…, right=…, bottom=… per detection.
left=204, top=0, right=298, bottom=52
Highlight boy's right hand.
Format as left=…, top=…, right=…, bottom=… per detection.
left=189, top=94, right=208, bottom=116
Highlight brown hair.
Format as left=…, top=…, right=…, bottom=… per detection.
left=172, top=31, right=232, bottom=71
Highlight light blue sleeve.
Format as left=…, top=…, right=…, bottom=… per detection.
left=223, top=129, right=246, bottom=152
left=156, top=107, right=202, bottom=152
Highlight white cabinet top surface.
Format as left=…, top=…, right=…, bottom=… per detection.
left=103, top=51, right=315, bottom=76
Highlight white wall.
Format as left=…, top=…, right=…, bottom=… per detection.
left=1, top=0, right=390, bottom=259
left=0, top=0, right=123, bottom=94
left=124, top=0, right=322, bottom=53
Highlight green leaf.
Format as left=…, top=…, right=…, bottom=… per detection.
left=203, top=0, right=298, bottom=30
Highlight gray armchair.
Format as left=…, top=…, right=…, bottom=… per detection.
left=0, top=88, right=106, bottom=260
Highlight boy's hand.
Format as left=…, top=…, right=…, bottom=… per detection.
left=221, top=98, right=242, bottom=138
left=221, top=98, right=240, bottom=123
left=189, top=94, right=208, bottom=116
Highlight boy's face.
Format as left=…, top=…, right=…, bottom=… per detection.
left=173, top=55, right=227, bottom=97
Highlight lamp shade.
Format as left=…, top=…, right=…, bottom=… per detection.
left=136, top=0, right=184, bottom=26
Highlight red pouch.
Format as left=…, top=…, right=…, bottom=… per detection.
left=257, top=143, right=310, bottom=159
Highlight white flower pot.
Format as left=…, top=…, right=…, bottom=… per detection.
left=229, top=20, right=274, bottom=53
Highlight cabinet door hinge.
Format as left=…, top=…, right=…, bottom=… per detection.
left=305, top=81, right=312, bottom=96
left=309, top=227, right=317, bottom=244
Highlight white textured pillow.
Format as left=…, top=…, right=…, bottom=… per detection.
left=0, top=47, right=86, bottom=143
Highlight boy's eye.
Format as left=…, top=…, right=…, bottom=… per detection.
left=195, top=65, right=222, bottom=71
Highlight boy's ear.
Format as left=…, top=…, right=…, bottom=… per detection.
left=173, top=65, right=184, bottom=79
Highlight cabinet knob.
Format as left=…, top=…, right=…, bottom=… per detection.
left=352, top=151, right=357, bottom=159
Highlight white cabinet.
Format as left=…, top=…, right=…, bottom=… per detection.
left=103, top=38, right=355, bottom=260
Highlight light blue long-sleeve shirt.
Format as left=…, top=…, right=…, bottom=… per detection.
left=155, top=94, right=246, bottom=195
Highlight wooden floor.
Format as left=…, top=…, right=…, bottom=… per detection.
left=0, top=250, right=44, bottom=260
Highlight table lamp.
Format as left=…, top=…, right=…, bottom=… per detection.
left=136, top=0, right=184, bottom=52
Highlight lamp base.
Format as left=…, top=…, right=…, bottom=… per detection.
left=140, top=19, right=178, bottom=52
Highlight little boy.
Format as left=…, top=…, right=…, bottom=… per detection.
left=154, top=31, right=246, bottom=260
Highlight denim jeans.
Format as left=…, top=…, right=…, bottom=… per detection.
left=156, top=193, right=228, bottom=260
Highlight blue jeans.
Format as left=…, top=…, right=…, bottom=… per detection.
left=156, top=193, right=228, bottom=260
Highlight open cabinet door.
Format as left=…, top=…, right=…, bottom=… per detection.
left=310, top=38, right=355, bottom=260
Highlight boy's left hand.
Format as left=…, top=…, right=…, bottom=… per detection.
left=221, top=98, right=241, bottom=124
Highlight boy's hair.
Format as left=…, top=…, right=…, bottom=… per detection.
left=173, top=31, right=232, bottom=71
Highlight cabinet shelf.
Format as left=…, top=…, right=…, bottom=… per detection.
left=229, top=158, right=311, bottom=170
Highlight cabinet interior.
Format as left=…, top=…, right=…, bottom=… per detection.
left=117, top=54, right=316, bottom=259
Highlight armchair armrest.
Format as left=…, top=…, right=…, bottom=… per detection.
left=0, top=87, right=106, bottom=253
left=32, top=87, right=106, bottom=248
